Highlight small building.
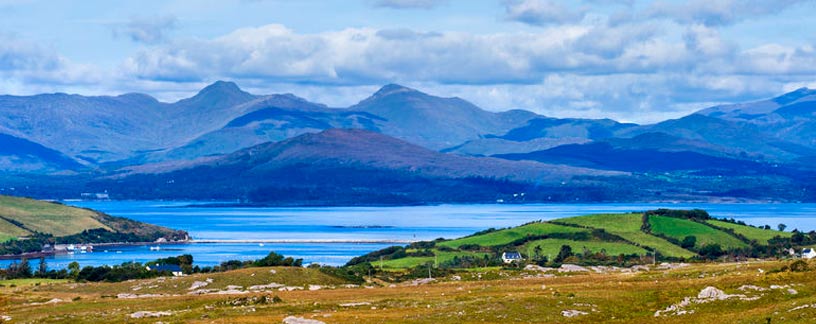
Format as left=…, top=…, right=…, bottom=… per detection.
left=803, top=248, right=816, bottom=259
left=502, top=251, right=522, bottom=264
left=146, top=264, right=183, bottom=276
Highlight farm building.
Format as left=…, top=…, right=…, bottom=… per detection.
left=146, top=264, right=183, bottom=276
left=803, top=248, right=816, bottom=259
left=502, top=252, right=522, bottom=264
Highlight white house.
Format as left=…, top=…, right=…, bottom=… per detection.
left=146, top=264, right=184, bottom=276
left=502, top=252, right=522, bottom=264
left=803, top=248, right=816, bottom=259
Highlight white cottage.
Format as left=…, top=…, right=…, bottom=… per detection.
left=502, top=252, right=522, bottom=264
left=803, top=248, right=816, bottom=259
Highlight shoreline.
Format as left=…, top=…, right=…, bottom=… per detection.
left=0, top=239, right=412, bottom=260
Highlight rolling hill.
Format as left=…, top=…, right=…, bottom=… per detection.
left=347, top=84, right=539, bottom=150
left=0, top=195, right=187, bottom=252
left=349, top=209, right=793, bottom=270
left=91, top=129, right=623, bottom=203
left=0, top=133, right=85, bottom=174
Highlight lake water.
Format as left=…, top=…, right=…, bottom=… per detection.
left=5, top=202, right=816, bottom=269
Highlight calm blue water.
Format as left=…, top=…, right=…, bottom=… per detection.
left=4, top=202, right=816, bottom=269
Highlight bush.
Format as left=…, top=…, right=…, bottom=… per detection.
left=699, top=244, right=724, bottom=259
left=554, top=245, right=573, bottom=263
left=681, top=236, right=697, bottom=249
left=790, top=260, right=808, bottom=272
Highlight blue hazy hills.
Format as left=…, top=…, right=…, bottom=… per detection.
left=2, top=82, right=816, bottom=203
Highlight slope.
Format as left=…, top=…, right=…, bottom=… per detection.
left=348, top=84, right=538, bottom=150
left=0, top=195, right=186, bottom=245
left=351, top=209, right=791, bottom=270
left=0, top=133, right=85, bottom=173
left=97, top=129, right=622, bottom=203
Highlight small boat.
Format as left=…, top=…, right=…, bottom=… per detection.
left=259, top=243, right=265, bottom=247
left=149, top=246, right=161, bottom=251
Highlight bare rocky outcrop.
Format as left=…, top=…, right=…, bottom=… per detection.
left=558, top=264, right=589, bottom=272
left=657, top=263, right=689, bottom=270
left=561, top=310, right=588, bottom=317
left=339, top=302, right=372, bottom=307
left=282, top=316, right=326, bottom=324
left=130, top=311, right=172, bottom=319
left=524, top=264, right=555, bottom=272
left=655, top=286, right=755, bottom=317
left=410, top=278, right=435, bottom=286
left=188, top=280, right=211, bottom=290
left=248, top=283, right=285, bottom=291
left=117, top=293, right=170, bottom=299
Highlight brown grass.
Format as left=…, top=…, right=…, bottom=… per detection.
left=2, top=260, right=816, bottom=323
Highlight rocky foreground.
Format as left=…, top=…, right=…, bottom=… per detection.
left=2, top=260, right=816, bottom=323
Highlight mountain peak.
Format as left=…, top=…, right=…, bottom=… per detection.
left=774, top=87, right=816, bottom=106
left=373, top=83, right=418, bottom=97
left=176, top=80, right=256, bottom=108
left=197, top=80, right=245, bottom=96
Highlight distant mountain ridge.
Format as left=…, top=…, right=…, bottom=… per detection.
left=2, top=81, right=816, bottom=203
left=98, top=129, right=621, bottom=204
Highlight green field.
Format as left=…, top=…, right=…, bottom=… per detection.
left=558, top=214, right=696, bottom=258
left=437, top=222, right=587, bottom=248
left=378, top=251, right=489, bottom=269
left=0, top=195, right=111, bottom=239
left=649, top=215, right=748, bottom=249
left=0, top=195, right=184, bottom=246
left=364, top=211, right=801, bottom=270
left=706, top=219, right=790, bottom=243
left=523, top=238, right=647, bottom=258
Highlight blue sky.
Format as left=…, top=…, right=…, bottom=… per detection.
left=1, top=0, right=815, bottom=123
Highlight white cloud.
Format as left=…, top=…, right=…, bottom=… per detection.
left=645, top=0, right=812, bottom=26
left=113, top=15, right=177, bottom=44
left=112, top=21, right=816, bottom=122
left=504, top=0, right=587, bottom=25
left=370, top=0, right=446, bottom=9
left=0, top=34, right=102, bottom=88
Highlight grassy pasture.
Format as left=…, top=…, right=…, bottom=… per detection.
left=0, top=195, right=111, bottom=238
left=437, top=222, right=587, bottom=248
left=558, top=214, right=696, bottom=258
left=522, top=238, right=648, bottom=258
left=706, top=219, right=790, bottom=243
left=648, top=215, right=748, bottom=249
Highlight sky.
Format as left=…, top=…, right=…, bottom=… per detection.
left=0, top=0, right=815, bottom=123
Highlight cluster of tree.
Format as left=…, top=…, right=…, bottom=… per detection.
left=57, top=228, right=172, bottom=245
left=526, top=244, right=649, bottom=267
left=0, top=233, right=52, bottom=255
left=0, top=251, right=306, bottom=282
left=0, top=228, right=187, bottom=255
left=644, top=209, right=711, bottom=221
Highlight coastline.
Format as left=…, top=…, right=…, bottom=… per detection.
left=0, top=238, right=412, bottom=260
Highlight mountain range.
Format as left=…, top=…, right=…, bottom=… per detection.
left=2, top=81, right=816, bottom=203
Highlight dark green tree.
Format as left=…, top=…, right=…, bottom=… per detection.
left=68, top=261, right=80, bottom=279
left=37, top=257, right=47, bottom=276
left=699, top=244, right=724, bottom=259
left=555, top=245, right=573, bottom=263
left=681, top=235, right=697, bottom=249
